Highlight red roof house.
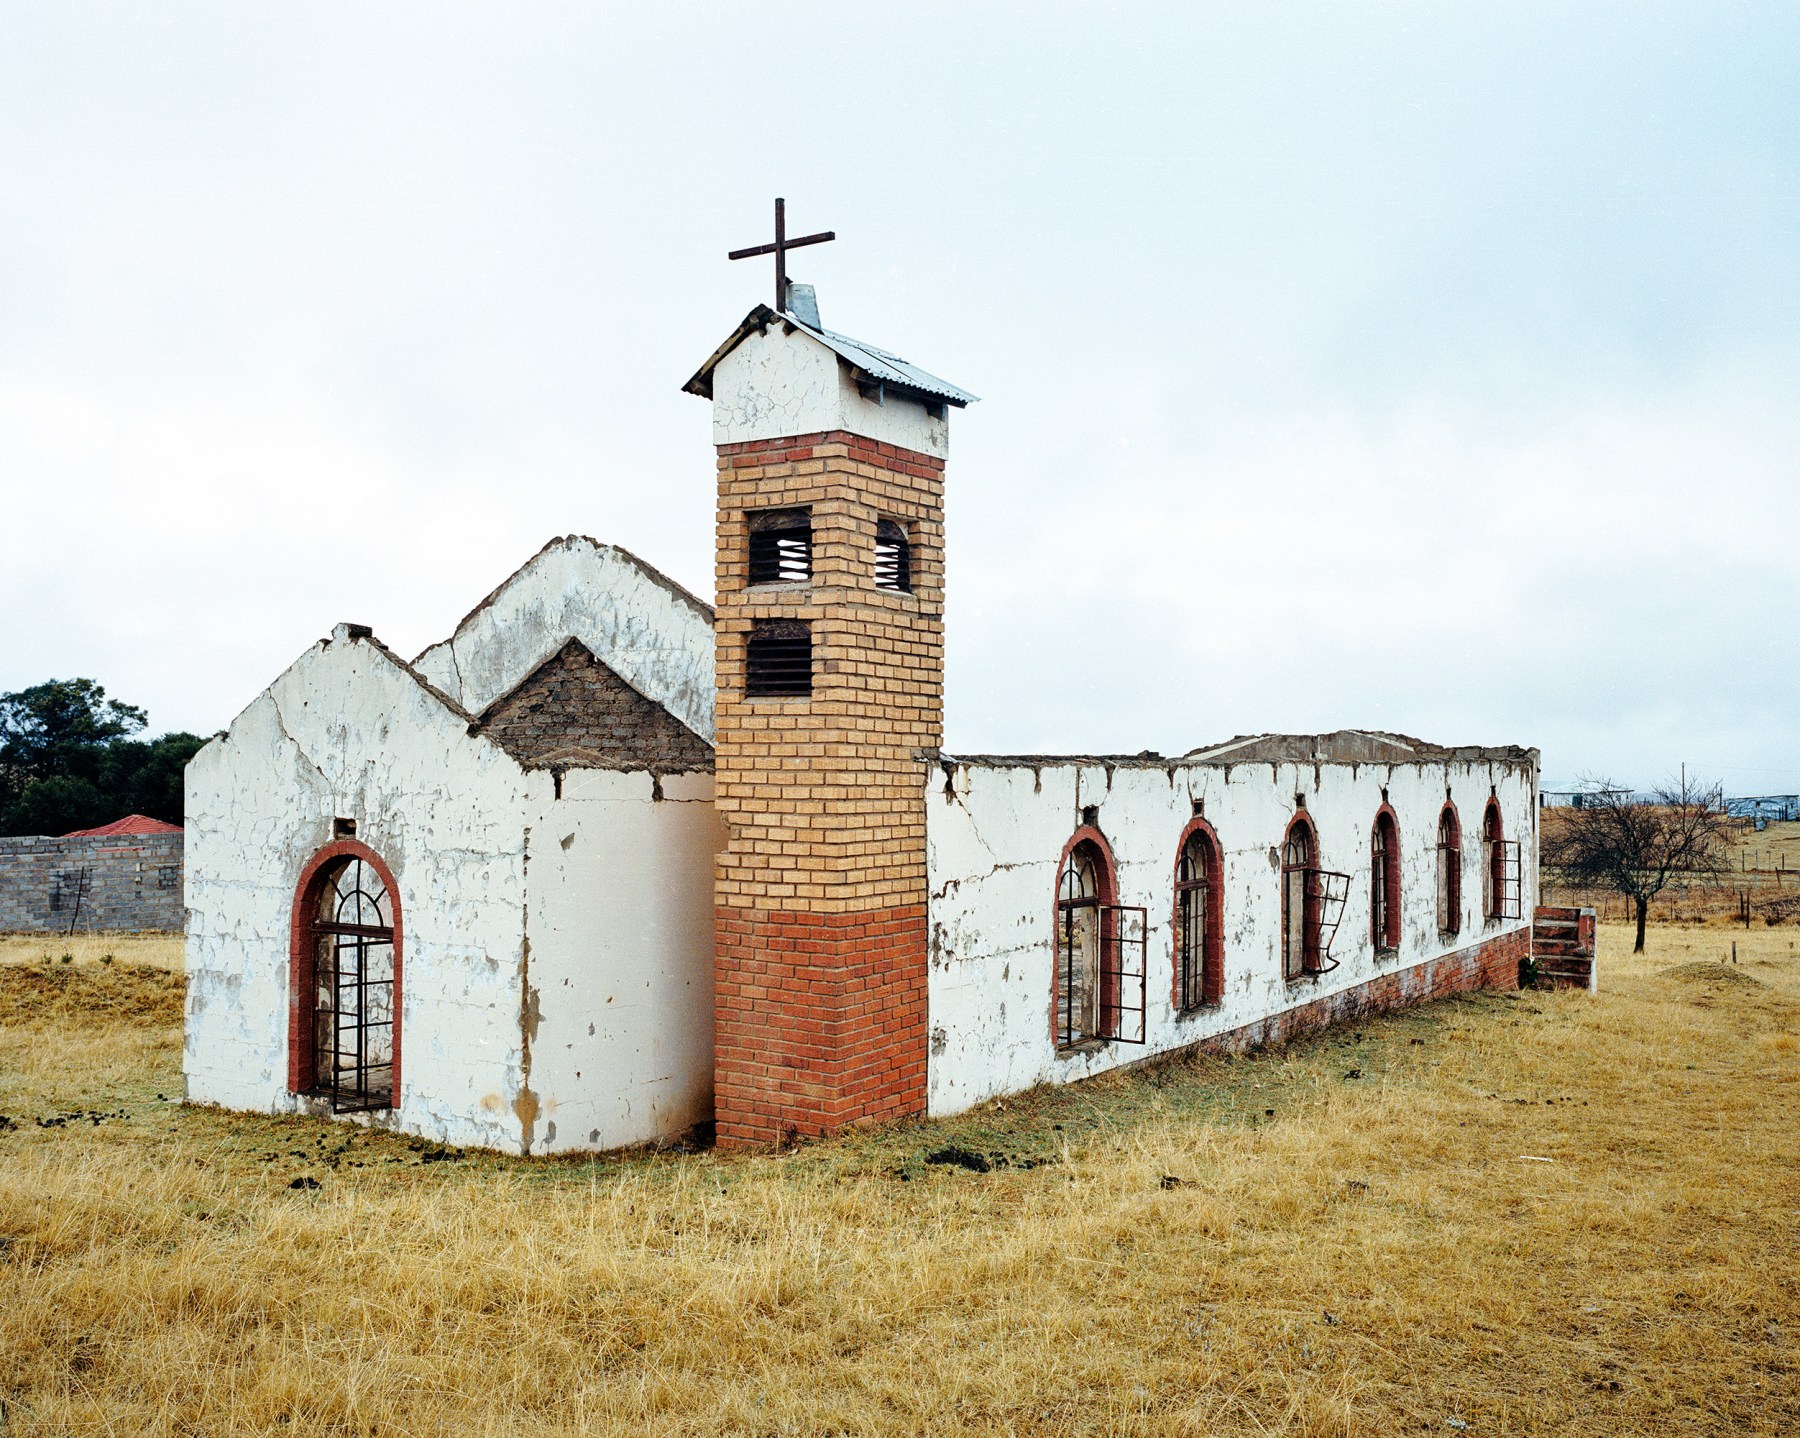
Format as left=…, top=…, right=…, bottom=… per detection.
left=63, top=814, right=183, bottom=838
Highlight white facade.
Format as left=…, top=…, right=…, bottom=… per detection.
left=705, top=320, right=950, bottom=458
left=923, top=743, right=1538, bottom=1116
left=415, top=533, right=716, bottom=742
left=184, top=545, right=722, bottom=1156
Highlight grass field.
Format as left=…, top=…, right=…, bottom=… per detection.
left=2, top=923, right=1797, bottom=1435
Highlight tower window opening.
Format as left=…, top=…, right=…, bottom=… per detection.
left=747, top=508, right=812, bottom=586
left=874, top=518, right=911, bottom=593
left=745, top=620, right=812, bottom=696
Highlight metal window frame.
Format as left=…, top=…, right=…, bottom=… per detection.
left=1370, top=823, right=1389, bottom=950
left=1308, top=868, right=1351, bottom=972
left=1491, top=838, right=1523, bottom=920
left=1056, top=884, right=1099, bottom=1050
left=1437, top=819, right=1463, bottom=936
left=1175, top=837, right=1214, bottom=1011
left=1099, top=904, right=1148, bottom=1045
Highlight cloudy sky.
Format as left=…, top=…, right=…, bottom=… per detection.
left=3, top=3, right=1796, bottom=792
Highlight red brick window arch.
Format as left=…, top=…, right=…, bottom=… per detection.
left=1370, top=807, right=1402, bottom=953
left=1281, top=814, right=1321, bottom=980
left=1055, top=829, right=1118, bottom=1049
left=1173, top=819, right=1224, bottom=1010
left=1437, top=803, right=1462, bottom=936
left=289, top=841, right=401, bottom=1113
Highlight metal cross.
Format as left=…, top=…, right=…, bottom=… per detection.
left=728, top=197, right=835, bottom=313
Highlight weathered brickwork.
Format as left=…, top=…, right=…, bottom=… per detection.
left=713, top=429, right=943, bottom=1146
left=1187, top=927, right=1528, bottom=1059
left=0, top=832, right=185, bottom=933
left=714, top=905, right=927, bottom=1142
left=476, top=638, right=713, bottom=773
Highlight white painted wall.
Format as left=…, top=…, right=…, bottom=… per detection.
left=414, top=535, right=717, bottom=741
left=924, top=753, right=1538, bottom=1116
left=185, top=625, right=724, bottom=1156
left=522, top=769, right=725, bottom=1154
left=184, top=629, right=532, bottom=1151
left=709, top=322, right=949, bottom=457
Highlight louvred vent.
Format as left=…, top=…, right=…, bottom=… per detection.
left=745, top=620, right=812, bottom=696
left=747, top=509, right=812, bottom=585
left=874, top=518, right=911, bottom=593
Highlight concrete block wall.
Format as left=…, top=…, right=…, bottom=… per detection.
left=0, top=832, right=185, bottom=933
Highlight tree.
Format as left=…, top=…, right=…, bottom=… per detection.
left=0, top=679, right=206, bottom=836
left=1541, top=775, right=1733, bottom=953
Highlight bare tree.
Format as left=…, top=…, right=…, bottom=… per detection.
left=1541, top=775, right=1733, bottom=953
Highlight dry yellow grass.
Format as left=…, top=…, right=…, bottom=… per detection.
left=2, top=924, right=1797, bottom=1435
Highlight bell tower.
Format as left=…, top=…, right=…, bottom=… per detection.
left=685, top=282, right=973, bottom=1147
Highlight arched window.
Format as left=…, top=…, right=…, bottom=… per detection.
left=1053, top=831, right=1143, bottom=1048
left=1437, top=804, right=1462, bottom=936
left=290, top=843, right=400, bottom=1113
left=1370, top=808, right=1401, bottom=953
left=874, top=518, right=912, bottom=593
left=1174, top=821, right=1224, bottom=1010
left=1281, top=815, right=1319, bottom=980
left=1483, top=800, right=1521, bottom=920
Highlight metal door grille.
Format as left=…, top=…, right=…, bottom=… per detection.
left=312, top=857, right=394, bottom=1112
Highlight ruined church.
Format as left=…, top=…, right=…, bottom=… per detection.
left=183, top=228, right=1540, bottom=1154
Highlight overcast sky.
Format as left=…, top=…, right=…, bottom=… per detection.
left=3, top=3, right=1796, bottom=792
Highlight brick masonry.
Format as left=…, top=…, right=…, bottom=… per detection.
left=1185, top=926, right=1529, bottom=1059
left=0, top=832, right=185, bottom=933
left=713, top=429, right=944, bottom=1147
left=475, top=637, right=713, bottom=773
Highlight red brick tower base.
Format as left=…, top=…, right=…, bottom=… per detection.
left=714, top=906, right=928, bottom=1145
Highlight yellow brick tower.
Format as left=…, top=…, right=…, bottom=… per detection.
left=685, top=288, right=973, bottom=1147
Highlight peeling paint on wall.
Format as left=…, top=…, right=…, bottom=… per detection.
left=925, top=748, right=1538, bottom=1116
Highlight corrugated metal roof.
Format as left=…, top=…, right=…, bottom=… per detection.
left=684, top=304, right=976, bottom=408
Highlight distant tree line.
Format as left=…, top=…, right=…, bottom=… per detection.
left=0, top=679, right=207, bottom=837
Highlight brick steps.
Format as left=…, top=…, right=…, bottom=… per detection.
left=1529, top=904, right=1596, bottom=992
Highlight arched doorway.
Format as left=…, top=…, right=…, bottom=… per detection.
left=290, top=842, right=401, bottom=1113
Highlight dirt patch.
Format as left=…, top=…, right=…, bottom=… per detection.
left=0, top=959, right=186, bottom=1027
left=1659, top=962, right=1765, bottom=988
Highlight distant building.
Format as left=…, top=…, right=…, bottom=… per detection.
left=0, top=815, right=184, bottom=933
left=1725, top=795, right=1800, bottom=825
left=1540, top=781, right=1630, bottom=809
